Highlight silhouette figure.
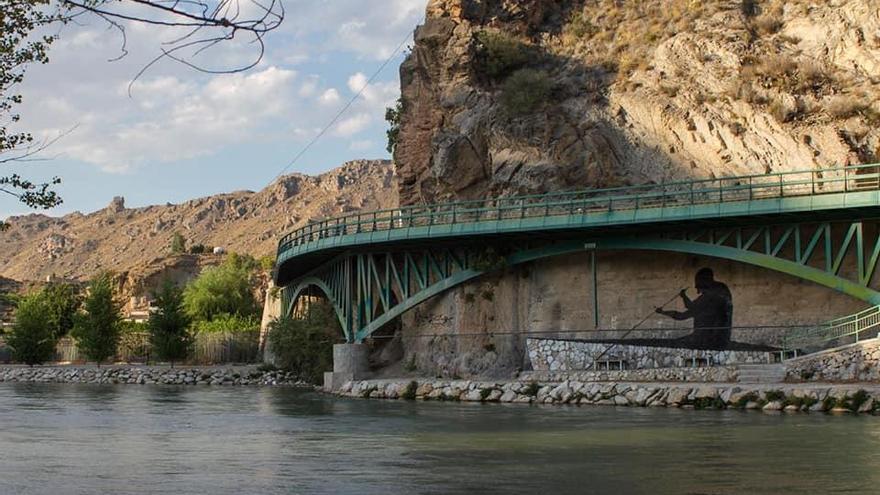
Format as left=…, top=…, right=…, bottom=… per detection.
left=656, top=268, right=733, bottom=349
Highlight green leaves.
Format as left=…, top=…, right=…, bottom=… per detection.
left=267, top=302, right=341, bottom=384
left=148, top=280, right=192, bottom=365
left=71, top=272, right=122, bottom=365
left=183, top=254, right=260, bottom=322
left=7, top=290, right=58, bottom=366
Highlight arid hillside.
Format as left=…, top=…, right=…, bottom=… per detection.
left=0, top=160, right=397, bottom=284
left=394, top=0, right=880, bottom=205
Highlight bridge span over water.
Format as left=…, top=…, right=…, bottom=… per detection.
left=273, top=164, right=880, bottom=351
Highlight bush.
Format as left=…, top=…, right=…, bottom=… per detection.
left=189, top=244, right=206, bottom=254
left=500, top=69, right=553, bottom=116
left=71, top=273, right=122, bottom=366
left=41, top=282, right=82, bottom=339
left=267, top=301, right=341, bottom=384
left=826, top=96, right=868, bottom=119
left=475, top=30, right=531, bottom=80
left=385, top=97, right=405, bottom=154
left=149, top=280, right=193, bottom=366
left=191, top=313, right=259, bottom=334
left=183, top=254, right=259, bottom=322
left=7, top=292, right=58, bottom=366
left=170, top=232, right=186, bottom=254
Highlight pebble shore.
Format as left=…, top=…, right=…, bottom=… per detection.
left=0, top=365, right=310, bottom=387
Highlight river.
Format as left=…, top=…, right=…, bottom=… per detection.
left=0, top=383, right=877, bottom=494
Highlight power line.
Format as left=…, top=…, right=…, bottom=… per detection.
left=270, top=33, right=411, bottom=182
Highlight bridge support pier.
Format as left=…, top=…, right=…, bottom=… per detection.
left=323, top=344, right=370, bottom=392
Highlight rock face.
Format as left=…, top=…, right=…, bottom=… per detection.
left=0, top=160, right=397, bottom=283
left=388, top=0, right=880, bottom=378
left=394, top=0, right=880, bottom=206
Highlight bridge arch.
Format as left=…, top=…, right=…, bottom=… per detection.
left=284, top=277, right=352, bottom=341
left=281, top=221, right=880, bottom=343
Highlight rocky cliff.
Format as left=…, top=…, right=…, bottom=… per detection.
left=0, top=160, right=397, bottom=285
left=394, top=0, right=880, bottom=205
left=388, top=0, right=880, bottom=378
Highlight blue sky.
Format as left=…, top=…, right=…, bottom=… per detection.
left=2, top=0, right=426, bottom=219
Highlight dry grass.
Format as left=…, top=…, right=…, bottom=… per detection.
left=826, top=95, right=868, bottom=119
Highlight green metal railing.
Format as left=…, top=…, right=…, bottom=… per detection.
left=277, top=164, right=880, bottom=257
left=782, top=305, right=880, bottom=356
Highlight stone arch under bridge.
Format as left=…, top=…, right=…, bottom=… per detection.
left=281, top=219, right=880, bottom=343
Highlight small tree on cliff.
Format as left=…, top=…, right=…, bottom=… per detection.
left=7, top=292, right=57, bottom=366
left=72, top=273, right=122, bottom=366
left=148, top=280, right=192, bottom=367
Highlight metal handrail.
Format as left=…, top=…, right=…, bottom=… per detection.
left=782, top=305, right=880, bottom=355
left=277, top=163, right=880, bottom=256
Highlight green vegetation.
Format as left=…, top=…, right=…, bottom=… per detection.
left=170, top=232, right=186, bottom=254
left=189, top=244, right=207, bottom=254
left=183, top=253, right=259, bottom=322
left=71, top=273, right=122, bottom=366
left=148, top=280, right=193, bottom=366
left=522, top=381, right=540, bottom=397
left=42, top=282, right=82, bottom=338
left=6, top=292, right=57, bottom=365
left=500, top=68, right=553, bottom=116
left=475, top=30, right=532, bottom=81
left=191, top=313, right=259, bottom=334
left=401, top=381, right=418, bottom=400
left=764, top=390, right=786, bottom=402
left=267, top=301, right=341, bottom=384
left=385, top=97, right=405, bottom=154
left=479, top=388, right=493, bottom=401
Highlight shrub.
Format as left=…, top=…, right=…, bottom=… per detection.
left=149, top=280, right=193, bottom=366
left=523, top=381, right=540, bottom=397
left=71, top=273, right=122, bottom=366
left=500, top=69, right=553, bottom=115
left=7, top=292, right=57, bottom=366
left=170, top=232, right=186, bottom=254
left=191, top=313, right=259, bottom=334
left=401, top=381, right=418, bottom=400
left=41, top=282, right=82, bottom=339
left=826, top=96, right=868, bottom=119
left=183, top=254, right=259, bottom=322
left=267, top=301, right=341, bottom=384
left=385, top=97, right=405, bottom=154
left=475, top=30, right=531, bottom=80
left=189, top=244, right=206, bottom=254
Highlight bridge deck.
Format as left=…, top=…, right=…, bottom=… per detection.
left=275, top=164, right=880, bottom=285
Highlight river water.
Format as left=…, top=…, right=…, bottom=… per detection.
left=0, top=383, right=878, bottom=494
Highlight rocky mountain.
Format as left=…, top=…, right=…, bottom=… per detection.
left=0, top=160, right=397, bottom=284
left=387, top=0, right=880, bottom=377
left=394, top=0, right=879, bottom=205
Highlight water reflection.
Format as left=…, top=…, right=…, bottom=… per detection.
left=0, top=383, right=878, bottom=494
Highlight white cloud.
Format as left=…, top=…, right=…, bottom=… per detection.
left=334, top=113, right=371, bottom=137
left=319, top=88, right=341, bottom=105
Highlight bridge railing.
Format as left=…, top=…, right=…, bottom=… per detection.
left=277, top=164, right=880, bottom=256
left=782, top=305, right=880, bottom=356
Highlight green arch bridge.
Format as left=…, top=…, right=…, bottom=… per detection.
left=273, top=164, right=880, bottom=350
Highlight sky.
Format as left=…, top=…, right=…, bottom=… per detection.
left=2, top=0, right=427, bottom=220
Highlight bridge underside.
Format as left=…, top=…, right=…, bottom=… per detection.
left=281, top=218, right=880, bottom=343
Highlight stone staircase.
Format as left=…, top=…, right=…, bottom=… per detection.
left=736, top=364, right=786, bottom=383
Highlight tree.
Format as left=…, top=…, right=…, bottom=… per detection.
left=267, top=301, right=341, bottom=384
left=42, top=282, right=82, bottom=338
left=6, top=292, right=58, bottom=366
left=2, top=0, right=284, bottom=229
left=170, top=232, right=186, bottom=254
left=71, top=273, right=121, bottom=366
left=148, top=280, right=192, bottom=367
left=183, top=254, right=259, bottom=322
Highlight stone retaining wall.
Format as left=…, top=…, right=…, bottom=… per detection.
left=527, top=338, right=776, bottom=371
left=0, top=366, right=308, bottom=386
left=520, top=366, right=738, bottom=383
left=785, top=339, right=880, bottom=382
left=338, top=378, right=880, bottom=414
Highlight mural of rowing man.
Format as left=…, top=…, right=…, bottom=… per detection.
left=655, top=268, right=733, bottom=349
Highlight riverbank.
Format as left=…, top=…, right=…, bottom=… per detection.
left=0, top=365, right=309, bottom=387
left=337, top=378, right=880, bottom=414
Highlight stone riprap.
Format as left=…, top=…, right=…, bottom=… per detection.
left=785, top=339, right=880, bottom=382
left=338, top=379, right=880, bottom=414
left=527, top=338, right=776, bottom=371
left=0, top=366, right=309, bottom=387
left=520, top=366, right=738, bottom=383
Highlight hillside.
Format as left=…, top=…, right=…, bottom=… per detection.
left=0, top=160, right=397, bottom=284
left=394, top=0, right=879, bottom=205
